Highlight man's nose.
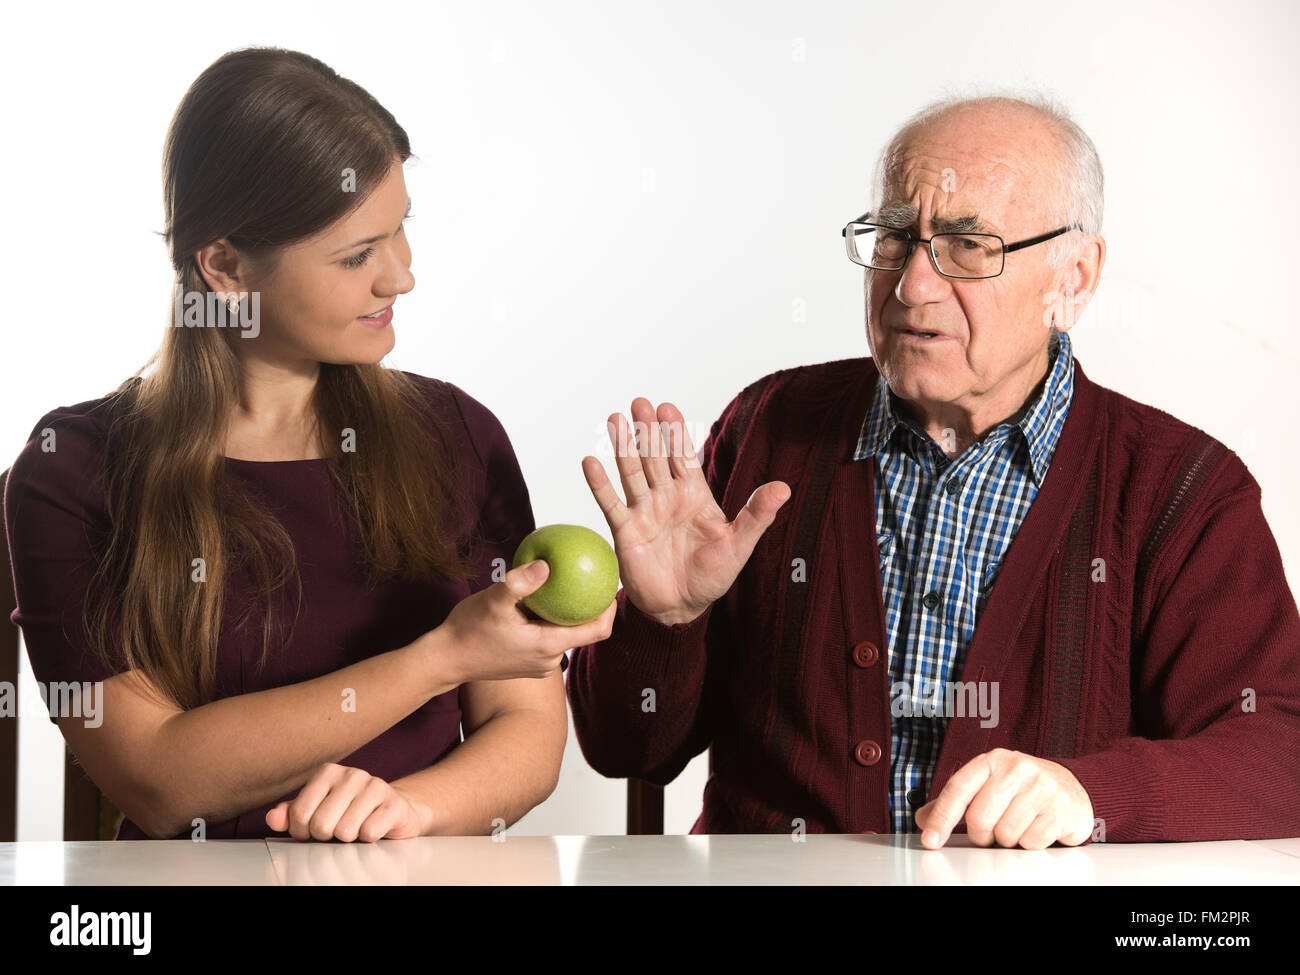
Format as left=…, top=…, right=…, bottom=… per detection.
left=894, top=240, right=950, bottom=305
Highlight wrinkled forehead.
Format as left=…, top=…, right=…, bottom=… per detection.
left=879, top=123, right=1056, bottom=235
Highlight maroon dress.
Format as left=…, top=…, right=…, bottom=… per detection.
left=3, top=372, right=536, bottom=839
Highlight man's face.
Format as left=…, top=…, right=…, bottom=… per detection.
left=865, top=110, right=1069, bottom=424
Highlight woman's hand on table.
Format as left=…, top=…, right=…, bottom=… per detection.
left=266, top=762, right=434, bottom=841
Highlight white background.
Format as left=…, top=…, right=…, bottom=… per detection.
left=3, top=0, right=1297, bottom=840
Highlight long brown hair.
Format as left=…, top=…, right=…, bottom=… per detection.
left=83, top=47, right=477, bottom=712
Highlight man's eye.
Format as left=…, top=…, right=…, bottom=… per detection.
left=343, top=247, right=374, bottom=269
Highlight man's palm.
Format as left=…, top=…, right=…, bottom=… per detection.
left=582, top=398, right=790, bottom=625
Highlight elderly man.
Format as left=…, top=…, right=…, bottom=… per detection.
left=567, top=94, right=1300, bottom=847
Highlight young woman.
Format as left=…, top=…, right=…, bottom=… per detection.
left=3, top=46, right=614, bottom=842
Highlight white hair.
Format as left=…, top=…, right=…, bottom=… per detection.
left=872, top=86, right=1104, bottom=268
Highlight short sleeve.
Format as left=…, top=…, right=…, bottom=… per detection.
left=439, top=382, right=538, bottom=597
left=4, top=405, right=129, bottom=722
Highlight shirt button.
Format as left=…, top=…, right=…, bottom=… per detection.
left=945, top=476, right=963, bottom=495
left=922, top=590, right=940, bottom=610
left=907, top=788, right=926, bottom=806
left=852, top=641, right=879, bottom=667
left=853, top=740, right=882, bottom=766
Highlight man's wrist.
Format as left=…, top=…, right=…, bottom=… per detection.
left=640, top=601, right=710, bottom=628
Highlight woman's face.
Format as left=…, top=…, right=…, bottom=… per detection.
left=219, top=158, right=415, bottom=369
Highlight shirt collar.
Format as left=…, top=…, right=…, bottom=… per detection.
left=853, top=327, right=1075, bottom=486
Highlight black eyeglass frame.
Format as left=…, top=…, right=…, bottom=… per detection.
left=842, top=214, right=1083, bottom=279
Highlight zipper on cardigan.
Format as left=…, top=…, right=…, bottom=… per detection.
left=1149, top=437, right=1221, bottom=555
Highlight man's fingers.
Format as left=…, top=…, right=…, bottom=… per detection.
left=608, top=413, right=651, bottom=505
left=729, top=481, right=791, bottom=551
left=1017, top=812, right=1061, bottom=851
left=961, top=766, right=1026, bottom=846
left=582, top=456, right=630, bottom=532
left=977, top=784, right=1037, bottom=848
left=919, top=756, right=992, bottom=848
left=630, top=398, right=671, bottom=489
left=658, top=402, right=701, bottom=479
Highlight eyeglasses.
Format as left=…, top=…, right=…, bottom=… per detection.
left=842, top=215, right=1081, bottom=279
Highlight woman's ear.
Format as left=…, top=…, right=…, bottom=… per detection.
left=193, top=237, right=245, bottom=295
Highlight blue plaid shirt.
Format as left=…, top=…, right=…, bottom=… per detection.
left=852, top=327, right=1076, bottom=832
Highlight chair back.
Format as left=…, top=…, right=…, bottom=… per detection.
left=1, top=469, right=17, bottom=841
left=625, top=748, right=713, bottom=835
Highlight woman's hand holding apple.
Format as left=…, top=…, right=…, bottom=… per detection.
left=581, top=398, right=790, bottom=627
left=433, top=561, right=616, bottom=684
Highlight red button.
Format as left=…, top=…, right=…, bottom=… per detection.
left=854, top=740, right=881, bottom=766
left=862, top=829, right=878, bottom=835
left=852, top=641, right=879, bottom=667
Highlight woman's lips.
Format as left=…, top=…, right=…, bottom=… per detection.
left=358, top=305, right=393, bottom=328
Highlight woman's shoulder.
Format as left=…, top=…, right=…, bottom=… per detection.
left=8, top=384, right=132, bottom=476
left=5, top=384, right=132, bottom=527
left=396, top=370, right=515, bottom=465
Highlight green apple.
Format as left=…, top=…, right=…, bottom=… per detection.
left=512, top=524, right=619, bottom=625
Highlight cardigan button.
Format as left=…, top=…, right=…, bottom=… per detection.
left=852, top=641, right=879, bottom=667
left=853, top=740, right=882, bottom=766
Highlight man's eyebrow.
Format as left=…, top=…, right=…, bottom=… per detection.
left=871, top=203, right=997, bottom=235
left=331, top=197, right=413, bottom=255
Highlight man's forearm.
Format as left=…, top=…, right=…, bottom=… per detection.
left=566, top=587, right=714, bottom=782
left=391, top=707, right=565, bottom=835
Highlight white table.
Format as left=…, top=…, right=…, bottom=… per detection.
left=2, top=834, right=1298, bottom=885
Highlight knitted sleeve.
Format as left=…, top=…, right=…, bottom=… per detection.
left=1057, top=448, right=1300, bottom=841
left=565, top=378, right=765, bottom=784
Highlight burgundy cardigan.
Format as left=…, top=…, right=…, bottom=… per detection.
left=566, top=355, right=1300, bottom=841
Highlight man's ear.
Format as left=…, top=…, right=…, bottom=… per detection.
left=1070, top=233, right=1106, bottom=310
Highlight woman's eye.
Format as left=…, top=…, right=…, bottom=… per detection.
left=341, top=216, right=410, bottom=268
left=342, top=247, right=374, bottom=269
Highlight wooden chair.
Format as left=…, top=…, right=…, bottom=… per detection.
left=626, top=749, right=712, bottom=835
left=1, top=467, right=122, bottom=841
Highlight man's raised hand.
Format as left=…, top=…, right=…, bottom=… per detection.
left=581, top=397, right=790, bottom=626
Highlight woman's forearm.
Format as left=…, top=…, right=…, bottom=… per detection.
left=147, top=629, right=458, bottom=838
left=391, top=707, right=566, bottom=836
